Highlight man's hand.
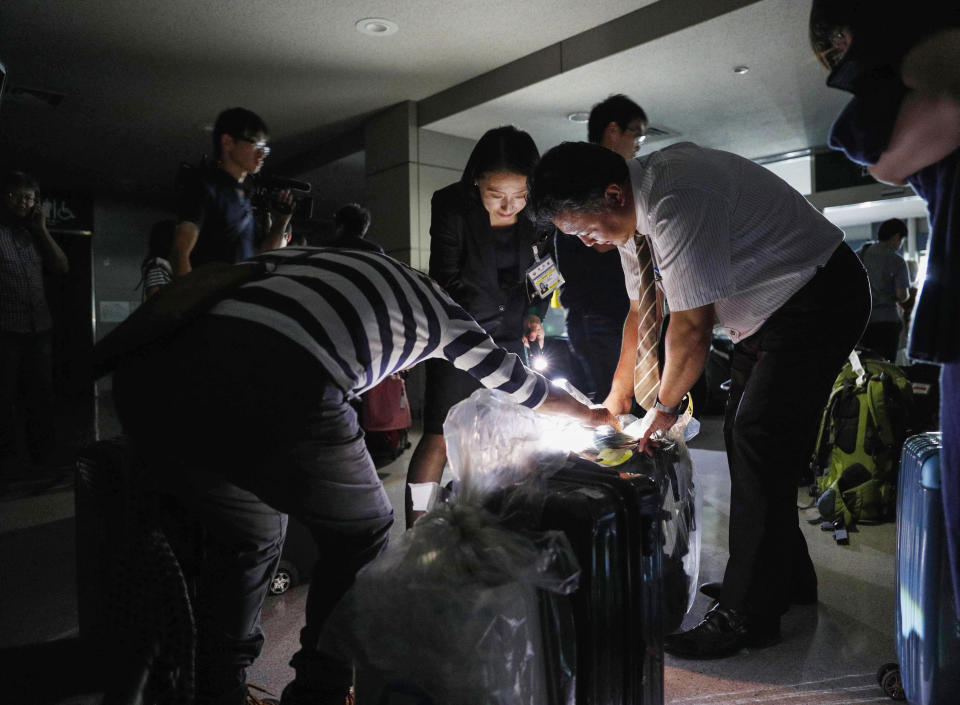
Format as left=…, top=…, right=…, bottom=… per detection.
left=268, top=189, right=294, bottom=224
left=522, top=314, right=545, bottom=348
left=28, top=203, right=47, bottom=232
left=538, top=385, right=620, bottom=429
left=638, top=409, right=678, bottom=456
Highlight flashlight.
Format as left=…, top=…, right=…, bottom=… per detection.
left=526, top=342, right=548, bottom=372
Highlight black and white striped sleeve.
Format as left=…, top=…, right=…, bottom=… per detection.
left=414, top=271, right=550, bottom=409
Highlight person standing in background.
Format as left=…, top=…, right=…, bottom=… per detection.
left=552, top=94, right=643, bottom=401
left=857, top=217, right=911, bottom=362
left=0, top=171, right=69, bottom=480
left=169, top=107, right=291, bottom=276
left=329, top=203, right=384, bottom=253
left=139, top=219, right=176, bottom=299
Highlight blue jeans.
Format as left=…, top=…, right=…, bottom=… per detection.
left=113, top=316, right=395, bottom=704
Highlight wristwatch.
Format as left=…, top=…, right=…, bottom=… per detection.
left=653, top=394, right=688, bottom=416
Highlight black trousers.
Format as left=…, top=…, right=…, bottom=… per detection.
left=720, top=244, right=870, bottom=618
left=113, top=316, right=394, bottom=705
left=566, top=310, right=623, bottom=402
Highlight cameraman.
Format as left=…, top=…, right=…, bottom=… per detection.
left=170, top=107, right=291, bottom=276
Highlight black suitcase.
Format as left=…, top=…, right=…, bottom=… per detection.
left=492, top=449, right=680, bottom=705
left=75, top=438, right=197, bottom=703
left=894, top=433, right=960, bottom=705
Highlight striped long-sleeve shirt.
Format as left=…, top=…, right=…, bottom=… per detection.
left=208, top=247, right=550, bottom=407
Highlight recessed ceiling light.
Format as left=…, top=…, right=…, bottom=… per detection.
left=733, top=66, right=750, bottom=75
left=355, top=18, right=398, bottom=36
left=567, top=111, right=589, bottom=123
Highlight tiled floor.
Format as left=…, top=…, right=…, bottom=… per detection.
left=0, top=403, right=900, bottom=704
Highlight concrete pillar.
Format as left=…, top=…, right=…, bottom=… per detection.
left=364, top=101, right=419, bottom=266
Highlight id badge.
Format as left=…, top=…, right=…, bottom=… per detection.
left=526, top=255, right=564, bottom=300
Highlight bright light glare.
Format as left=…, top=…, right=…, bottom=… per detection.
left=532, top=355, right=549, bottom=371
left=539, top=417, right=595, bottom=454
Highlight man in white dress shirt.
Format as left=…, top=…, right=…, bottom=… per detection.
left=531, top=140, right=870, bottom=659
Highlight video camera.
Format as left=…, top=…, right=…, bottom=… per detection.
left=247, top=172, right=314, bottom=220
left=176, top=161, right=314, bottom=221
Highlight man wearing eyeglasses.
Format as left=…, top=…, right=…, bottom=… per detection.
left=552, top=95, right=645, bottom=403
left=0, top=171, right=69, bottom=480
left=170, top=107, right=292, bottom=277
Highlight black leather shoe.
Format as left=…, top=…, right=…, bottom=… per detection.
left=664, top=604, right=781, bottom=659
left=698, top=580, right=818, bottom=605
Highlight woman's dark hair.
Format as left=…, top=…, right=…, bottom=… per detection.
left=460, top=126, right=540, bottom=191
left=529, top=141, right=629, bottom=231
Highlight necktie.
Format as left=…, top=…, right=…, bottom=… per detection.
left=633, top=233, right=660, bottom=410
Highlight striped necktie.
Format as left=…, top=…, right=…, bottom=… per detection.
left=633, top=233, right=660, bottom=411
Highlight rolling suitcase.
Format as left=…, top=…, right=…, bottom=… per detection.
left=494, top=451, right=673, bottom=705
left=360, top=373, right=412, bottom=467
left=895, top=433, right=960, bottom=705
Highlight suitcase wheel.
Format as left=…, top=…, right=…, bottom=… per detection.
left=269, top=562, right=299, bottom=596
left=876, top=663, right=905, bottom=701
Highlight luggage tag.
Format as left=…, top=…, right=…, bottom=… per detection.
left=526, top=245, right=564, bottom=300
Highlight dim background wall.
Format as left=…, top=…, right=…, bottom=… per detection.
left=93, top=197, right=175, bottom=390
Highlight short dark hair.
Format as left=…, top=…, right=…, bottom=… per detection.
left=460, top=126, right=540, bottom=190
left=877, top=218, right=907, bottom=242
left=334, top=203, right=371, bottom=239
left=212, top=107, right=269, bottom=159
left=1, top=170, right=39, bottom=194
left=529, top=142, right=629, bottom=230
left=587, top=94, right=647, bottom=144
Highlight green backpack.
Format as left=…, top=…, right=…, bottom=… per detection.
left=811, top=350, right=913, bottom=527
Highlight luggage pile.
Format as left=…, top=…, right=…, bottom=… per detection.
left=323, top=389, right=699, bottom=705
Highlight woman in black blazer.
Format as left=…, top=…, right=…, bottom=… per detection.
left=405, top=126, right=550, bottom=526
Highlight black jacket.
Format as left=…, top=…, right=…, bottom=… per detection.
left=428, top=182, right=548, bottom=341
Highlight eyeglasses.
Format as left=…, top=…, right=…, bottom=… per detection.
left=233, top=136, right=271, bottom=155
left=624, top=123, right=647, bottom=145
left=7, top=192, right=37, bottom=204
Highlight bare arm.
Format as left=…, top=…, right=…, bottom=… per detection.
left=869, top=29, right=960, bottom=185
left=602, top=299, right=639, bottom=415
left=29, top=208, right=69, bottom=274
left=638, top=304, right=714, bottom=455
left=869, top=91, right=960, bottom=185
left=170, top=221, right=199, bottom=277
left=537, top=385, right=619, bottom=428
